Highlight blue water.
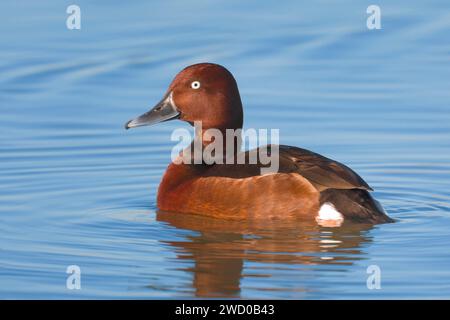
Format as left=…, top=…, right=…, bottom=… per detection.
left=1, top=0, right=450, bottom=299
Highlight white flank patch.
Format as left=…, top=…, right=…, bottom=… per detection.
left=316, top=202, right=344, bottom=227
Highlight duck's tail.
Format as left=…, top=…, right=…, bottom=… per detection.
left=319, top=188, right=394, bottom=224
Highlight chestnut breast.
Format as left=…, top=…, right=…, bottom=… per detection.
left=157, top=162, right=320, bottom=219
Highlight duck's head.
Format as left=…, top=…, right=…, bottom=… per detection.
left=125, top=63, right=243, bottom=131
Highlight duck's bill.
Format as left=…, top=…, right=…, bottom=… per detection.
left=125, top=92, right=180, bottom=129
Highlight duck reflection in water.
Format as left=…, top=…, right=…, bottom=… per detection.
left=156, top=211, right=374, bottom=298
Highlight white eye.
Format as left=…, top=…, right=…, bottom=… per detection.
left=191, top=81, right=201, bottom=89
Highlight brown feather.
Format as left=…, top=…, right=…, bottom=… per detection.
left=158, top=165, right=320, bottom=219
left=202, top=145, right=372, bottom=192
left=278, top=145, right=373, bottom=191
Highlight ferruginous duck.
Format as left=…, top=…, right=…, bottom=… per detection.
left=125, top=63, right=393, bottom=225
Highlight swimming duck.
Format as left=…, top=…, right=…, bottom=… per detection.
left=125, top=63, right=393, bottom=225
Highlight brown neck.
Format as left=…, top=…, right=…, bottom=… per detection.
left=179, top=124, right=242, bottom=165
